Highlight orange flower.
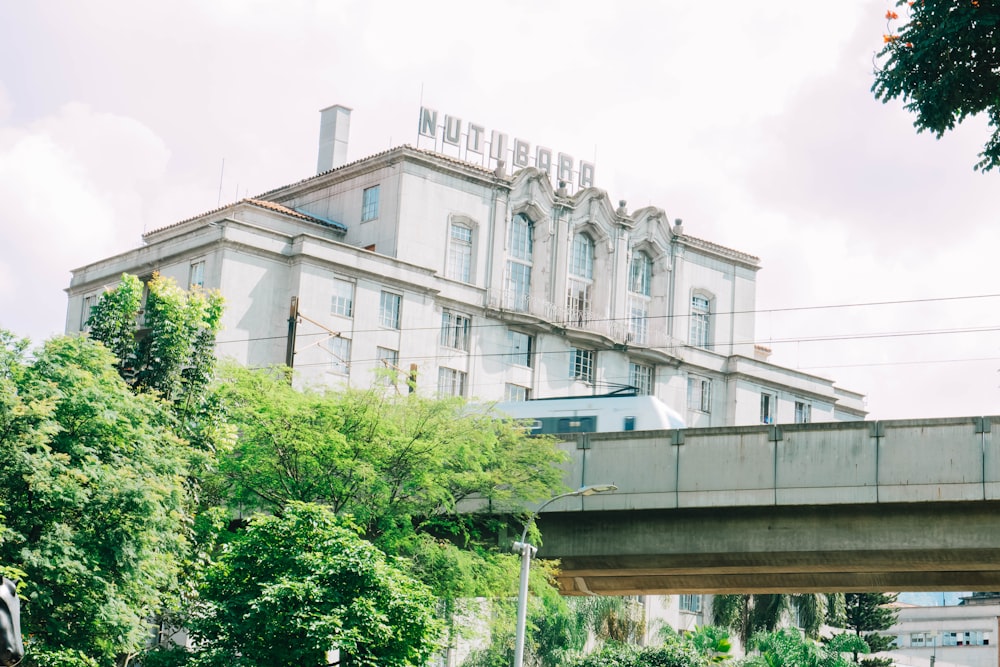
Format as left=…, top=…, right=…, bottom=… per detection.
left=906, top=42, right=913, bottom=47
left=886, top=9, right=899, bottom=19
left=883, top=34, right=900, bottom=42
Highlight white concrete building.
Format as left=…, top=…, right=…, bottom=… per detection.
left=877, top=598, right=1000, bottom=667
left=65, top=108, right=866, bottom=428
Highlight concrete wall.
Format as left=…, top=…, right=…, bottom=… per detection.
left=555, top=417, right=999, bottom=511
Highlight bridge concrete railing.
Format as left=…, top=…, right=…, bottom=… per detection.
left=555, top=416, right=1000, bottom=513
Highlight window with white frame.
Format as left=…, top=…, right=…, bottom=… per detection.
left=679, top=594, right=702, bottom=613
left=506, top=330, right=533, bottom=367
left=627, top=296, right=649, bottom=344
left=80, top=294, right=97, bottom=330
left=504, top=383, right=529, bottom=402
left=687, top=375, right=712, bottom=413
left=629, top=362, right=654, bottom=396
left=505, top=213, right=533, bottom=312
left=628, top=251, right=652, bottom=344
left=628, top=251, right=652, bottom=296
left=379, top=291, right=401, bottom=329
left=567, top=232, right=594, bottom=325
left=760, top=392, right=776, bottom=424
left=376, top=347, right=398, bottom=385
left=942, top=631, right=991, bottom=646
left=689, top=294, right=711, bottom=348
left=910, top=632, right=935, bottom=647
left=447, top=222, right=473, bottom=283
left=569, top=232, right=595, bottom=278
left=188, top=260, right=205, bottom=288
left=361, top=185, right=380, bottom=222
left=437, top=367, right=466, bottom=397
left=794, top=401, right=811, bottom=424
left=331, top=278, right=355, bottom=318
left=440, top=310, right=471, bottom=351
left=569, top=348, right=594, bottom=383
left=328, top=336, right=351, bottom=375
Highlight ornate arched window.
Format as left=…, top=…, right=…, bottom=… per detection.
left=505, top=213, right=533, bottom=311
left=567, top=232, right=594, bottom=325
left=627, top=251, right=652, bottom=343
left=690, top=293, right=712, bottom=348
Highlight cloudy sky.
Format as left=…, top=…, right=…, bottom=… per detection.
left=1, top=0, right=997, bottom=420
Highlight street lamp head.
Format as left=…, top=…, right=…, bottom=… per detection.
left=576, top=483, right=617, bottom=496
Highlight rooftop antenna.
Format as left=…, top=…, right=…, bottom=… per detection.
left=217, top=158, right=225, bottom=207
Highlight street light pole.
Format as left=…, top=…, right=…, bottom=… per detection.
left=512, top=483, right=617, bottom=667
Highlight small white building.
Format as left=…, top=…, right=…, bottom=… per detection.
left=66, top=107, right=865, bottom=428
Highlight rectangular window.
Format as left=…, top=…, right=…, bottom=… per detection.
left=504, top=383, right=529, bottom=402
left=80, top=294, right=97, bottom=330
left=379, top=291, right=401, bottom=329
left=376, top=347, right=398, bottom=385
left=690, top=294, right=711, bottom=348
left=447, top=223, right=473, bottom=282
left=627, top=296, right=649, bottom=345
left=629, top=362, right=654, bottom=396
left=506, top=330, right=533, bottom=367
left=679, top=594, right=702, bottom=613
left=438, top=367, right=467, bottom=397
left=331, top=278, right=355, bottom=318
left=188, top=261, right=205, bottom=288
left=794, top=401, right=811, bottom=424
left=328, top=336, right=351, bottom=375
left=440, top=310, right=471, bottom=351
left=570, top=348, right=594, bottom=383
left=687, top=375, right=712, bottom=413
left=761, top=393, right=776, bottom=424
left=361, top=185, right=380, bottom=222
left=506, top=261, right=531, bottom=312
left=566, top=278, right=591, bottom=325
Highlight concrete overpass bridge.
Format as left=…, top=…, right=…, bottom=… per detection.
left=528, top=417, right=1000, bottom=595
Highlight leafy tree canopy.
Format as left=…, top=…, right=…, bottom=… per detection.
left=87, top=272, right=224, bottom=412
left=873, top=1, right=1000, bottom=171
left=713, top=593, right=835, bottom=648
left=563, top=637, right=710, bottom=667
left=186, top=502, right=444, bottom=667
left=0, top=333, right=192, bottom=666
left=832, top=592, right=899, bottom=666
left=211, top=364, right=568, bottom=599
left=740, top=628, right=868, bottom=667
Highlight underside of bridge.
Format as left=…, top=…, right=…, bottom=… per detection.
left=536, top=501, right=1000, bottom=595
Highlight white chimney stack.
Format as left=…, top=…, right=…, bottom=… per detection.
left=317, top=104, right=351, bottom=173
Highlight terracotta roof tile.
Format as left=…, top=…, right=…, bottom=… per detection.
left=143, top=198, right=346, bottom=238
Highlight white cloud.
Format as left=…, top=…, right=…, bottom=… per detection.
left=0, top=103, right=169, bottom=343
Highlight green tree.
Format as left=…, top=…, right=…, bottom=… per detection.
left=872, top=2, right=1000, bottom=171
left=832, top=593, right=899, bottom=666
left=564, top=637, right=710, bottom=667
left=212, top=365, right=565, bottom=577
left=87, top=272, right=224, bottom=416
left=739, top=628, right=868, bottom=667
left=210, top=364, right=568, bottom=658
left=685, top=626, right=733, bottom=663
left=712, top=594, right=829, bottom=648
left=573, top=596, right=647, bottom=644
left=185, top=502, right=444, bottom=667
left=0, top=333, right=192, bottom=667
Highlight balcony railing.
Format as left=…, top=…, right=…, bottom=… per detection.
left=486, top=288, right=680, bottom=350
